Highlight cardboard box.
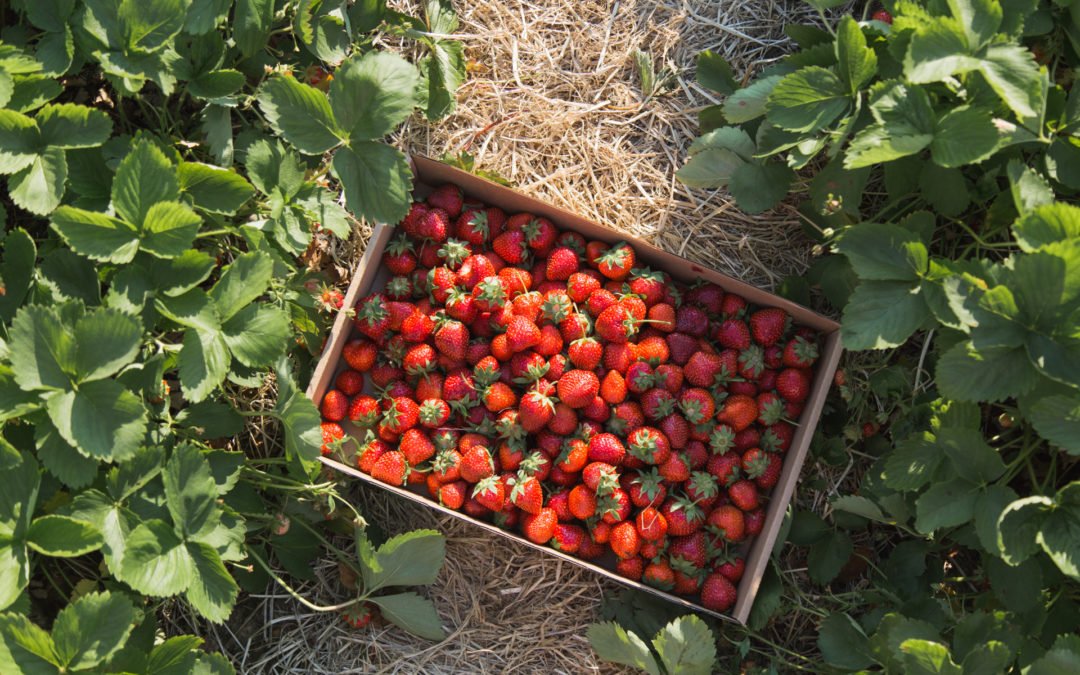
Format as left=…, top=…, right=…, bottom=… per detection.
left=306, top=155, right=842, bottom=624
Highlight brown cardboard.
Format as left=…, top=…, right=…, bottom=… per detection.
left=306, top=154, right=842, bottom=625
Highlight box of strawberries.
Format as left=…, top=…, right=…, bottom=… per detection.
left=306, top=155, right=841, bottom=624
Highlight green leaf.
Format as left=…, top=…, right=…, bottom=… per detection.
left=164, top=444, right=221, bottom=539
left=421, top=39, right=465, bottom=121
left=9, top=304, right=75, bottom=391
left=0, top=109, right=40, bottom=174
left=72, top=307, right=141, bottom=382
left=652, top=615, right=716, bottom=675
left=587, top=622, right=661, bottom=675
left=845, top=81, right=935, bottom=168
left=807, top=530, right=853, bottom=585
left=35, top=423, right=97, bottom=489
left=175, top=404, right=245, bottom=446
left=138, top=201, right=202, bottom=258
left=35, top=103, right=111, bottom=149
left=675, top=148, right=745, bottom=189
left=39, top=249, right=101, bottom=306
left=8, top=75, right=63, bottom=113
left=119, top=0, right=187, bottom=53
left=200, top=104, right=233, bottom=167
left=948, top=0, right=1002, bottom=49
left=50, top=206, right=139, bottom=263
left=187, top=69, right=245, bottom=100
left=1026, top=333, right=1080, bottom=391
left=358, top=529, right=445, bottom=593
left=209, top=251, right=273, bottom=322
left=0, top=611, right=59, bottom=672
left=728, top=161, right=795, bottom=214
left=369, top=592, right=445, bottom=641
left=900, top=639, right=962, bottom=674
left=0, top=542, right=31, bottom=615
left=112, top=140, right=180, bottom=227
left=818, top=612, right=875, bottom=669
left=985, top=554, right=1042, bottom=613
left=157, top=287, right=221, bottom=332
left=974, top=484, right=1019, bottom=555
left=1007, top=159, right=1054, bottom=214
left=997, top=496, right=1052, bottom=566
left=184, top=541, right=238, bottom=623
left=233, top=0, right=274, bottom=58
left=244, top=138, right=304, bottom=198
left=178, top=162, right=254, bottom=215
left=937, top=427, right=1006, bottom=484
left=117, top=519, right=194, bottom=596
left=45, top=380, right=147, bottom=462
left=961, top=641, right=1012, bottom=674
left=1026, top=392, right=1080, bottom=454
left=884, top=434, right=941, bottom=491
left=26, top=0, right=76, bottom=34
left=150, top=249, right=217, bottom=297
left=178, top=329, right=230, bottom=403
left=36, top=28, right=74, bottom=77
left=332, top=141, right=413, bottom=225
left=51, top=591, right=134, bottom=670
left=257, top=76, right=342, bottom=154
left=271, top=358, right=322, bottom=464
left=836, top=16, right=877, bottom=93
left=26, top=515, right=102, bottom=557
left=980, top=42, right=1044, bottom=120
left=723, top=74, right=782, bottom=124
left=920, top=163, right=970, bottom=217
left=10, top=146, right=66, bottom=215
left=1037, top=497, right=1080, bottom=580
left=831, top=495, right=892, bottom=524
left=145, top=635, right=203, bottom=673
left=840, top=281, right=930, bottom=350
left=930, top=106, right=1000, bottom=167
left=184, top=0, right=231, bottom=34
left=904, top=20, right=981, bottom=84
left=222, top=304, right=290, bottom=368
left=936, top=340, right=1041, bottom=401
left=1024, top=633, right=1080, bottom=674
left=696, top=50, right=736, bottom=95
left=766, top=67, right=849, bottom=133
left=916, top=479, right=979, bottom=533
left=67, top=489, right=137, bottom=572
left=1013, top=203, right=1080, bottom=252
left=0, top=228, right=36, bottom=324
left=836, top=223, right=928, bottom=282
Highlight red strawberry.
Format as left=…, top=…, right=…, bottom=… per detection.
left=505, top=315, right=541, bottom=353
left=582, top=461, right=619, bottom=491
left=715, top=555, right=745, bottom=583
left=616, top=555, right=645, bottom=580
left=744, top=508, right=765, bottom=536
left=432, top=448, right=462, bottom=482
left=341, top=601, right=376, bottom=628
left=610, top=521, right=642, bottom=559
left=472, top=475, right=506, bottom=511
left=643, top=559, right=676, bottom=590
left=343, top=339, right=378, bottom=372
left=754, top=452, right=782, bottom=489
left=418, top=207, right=450, bottom=241
left=598, top=487, right=632, bottom=524
left=557, top=369, right=600, bottom=408
left=550, top=523, right=585, bottom=553
left=661, top=497, right=705, bottom=536
left=492, top=230, right=528, bottom=264
left=371, top=450, right=408, bottom=485
left=669, top=531, right=708, bottom=572
left=595, top=304, right=636, bottom=343
left=588, top=433, right=627, bottom=465
left=567, top=272, right=601, bottom=303
left=321, top=390, right=348, bottom=421
left=400, top=201, right=429, bottom=236
left=438, top=480, right=468, bottom=509
left=510, top=473, right=543, bottom=514
left=354, top=294, right=391, bottom=340
left=320, top=422, right=344, bottom=455
left=707, top=504, right=745, bottom=543
left=546, top=246, right=579, bottom=281
left=678, top=388, right=715, bottom=425
left=383, top=235, right=417, bottom=275
left=627, top=468, right=667, bottom=507
left=700, top=573, right=737, bottom=612
left=626, top=427, right=671, bottom=465
left=872, top=9, right=893, bottom=23
left=635, top=506, right=668, bottom=541
left=427, top=183, right=463, bottom=217
left=400, top=428, right=436, bottom=466
left=776, top=367, right=812, bottom=403
left=658, top=451, right=691, bottom=483
left=567, top=483, right=598, bottom=519
left=715, top=394, right=758, bottom=432
left=522, top=507, right=557, bottom=544
left=596, top=241, right=635, bottom=280
left=749, top=308, right=787, bottom=346
left=716, top=318, right=751, bottom=350
left=335, top=370, right=365, bottom=397
left=460, top=447, right=494, bottom=483
left=728, top=479, right=759, bottom=511
left=782, top=336, right=818, bottom=368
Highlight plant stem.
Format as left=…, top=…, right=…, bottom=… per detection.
left=247, top=546, right=362, bottom=612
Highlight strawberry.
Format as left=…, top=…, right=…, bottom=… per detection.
left=678, top=388, right=715, bottom=425
left=673, top=569, right=702, bottom=595
left=761, top=421, right=794, bottom=453
left=643, top=559, right=676, bottom=591
left=749, top=308, right=787, bottom=346
left=472, top=475, right=506, bottom=511
left=615, top=555, right=645, bottom=580
left=400, top=427, right=436, bottom=466
left=427, top=183, right=464, bottom=217
left=683, top=351, right=726, bottom=388
left=658, top=413, right=690, bottom=450
left=346, top=395, right=378, bottom=427
left=738, top=344, right=766, bottom=381
left=661, top=496, right=705, bottom=536
left=635, top=506, right=669, bottom=541
left=595, top=304, right=636, bottom=343
left=343, top=339, right=378, bottom=371
left=669, top=532, right=708, bottom=573
left=715, top=318, right=751, bottom=350
left=782, top=335, right=818, bottom=368
left=872, top=9, right=893, bottom=23
left=320, top=422, right=345, bottom=455
left=546, top=246, right=580, bottom=281
left=598, top=487, right=632, bottom=524
left=321, top=390, right=348, bottom=421
left=438, top=480, right=468, bottom=509
left=492, top=230, right=528, bottom=264
left=510, top=473, right=544, bottom=514
left=318, top=287, right=344, bottom=311
left=400, top=201, right=429, bottom=236
left=567, top=272, right=601, bottom=303
left=776, top=367, right=812, bottom=403
left=627, top=468, right=667, bottom=507
left=596, top=241, right=635, bottom=280
left=432, top=448, right=462, bottom=482
left=626, top=427, right=671, bottom=465
left=715, top=394, right=758, bottom=432
left=354, top=293, right=391, bottom=340
left=685, top=471, right=720, bottom=511
left=674, top=304, right=708, bottom=337
left=744, top=508, right=765, bottom=536
left=715, top=555, right=745, bottom=583
left=417, top=398, right=451, bottom=428
left=371, top=450, right=408, bottom=485
left=418, top=207, right=450, bottom=241
left=658, top=450, right=691, bottom=483
left=460, top=446, right=494, bottom=483
left=383, top=235, right=417, bottom=275
left=522, top=507, right=558, bottom=544
left=520, top=216, right=558, bottom=251
left=588, top=433, right=627, bottom=464
left=700, top=573, right=737, bottom=612
left=505, top=315, right=541, bottom=353
left=335, top=370, right=365, bottom=397
left=728, top=479, right=759, bottom=511
left=756, top=392, right=786, bottom=426
left=550, top=523, right=586, bottom=553
left=557, top=369, right=600, bottom=408
left=610, top=520, right=642, bottom=559
left=382, top=397, right=420, bottom=434
left=402, top=343, right=437, bottom=376
left=720, top=292, right=746, bottom=317
left=341, top=601, right=376, bottom=628
left=707, top=504, right=745, bottom=543
left=599, top=370, right=627, bottom=404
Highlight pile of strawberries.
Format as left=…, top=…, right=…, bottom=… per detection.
left=318, top=184, right=821, bottom=614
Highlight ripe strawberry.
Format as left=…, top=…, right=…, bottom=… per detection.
left=418, top=207, right=450, bottom=241
left=707, top=504, right=745, bottom=543
left=509, top=473, right=543, bottom=514
left=715, top=394, right=758, bottom=432
left=341, top=601, right=375, bottom=628
left=354, top=294, right=391, bottom=340
left=588, top=433, right=627, bottom=465
left=335, top=370, right=365, bottom=397
left=371, top=450, right=408, bottom=485
left=550, top=523, right=586, bottom=553
left=626, top=427, right=671, bottom=465
left=658, top=413, right=690, bottom=450
left=545, top=246, right=580, bottom=281
left=749, top=308, right=787, bottom=346
left=321, top=390, right=348, bottom=421
left=643, top=559, right=676, bottom=591
left=382, top=397, right=419, bottom=434
left=658, top=450, right=691, bottom=483
left=700, top=573, right=737, bottom=612
left=872, top=9, right=893, bottom=24
left=567, top=272, right=601, bottom=303
left=472, top=475, right=506, bottom=511
left=492, top=230, right=529, bottom=264
left=615, top=555, right=645, bottom=580
left=557, top=369, right=600, bottom=408
left=754, top=452, right=782, bottom=489
left=427, top=183, right=463, bottom=217
left=400, top=201, right=429, bottom=236
left=343, top=339, right=378, bottom=371
left=738, top=344, right=766, bottom=381
left=460, top=446, right=494, bottom=483
left=482, top=381, right=517, bottom=412
left=596, top=241, right=635, bottom=280
left=610, top=520, right=642, bottom=559
left=782, top=335, right=818, bottom=368
left=431, top=448, right=462, bottom=482
left=776, top=367, right=812, bottom=403
left=715, top=555, right=745, bottom=583
left=383, top=235, right=418, bottom=275
left=685, top=471, right=720, bottom=511
left=519, top=215, right=558, bottom=251
left=599, top=370, right=627, bottom=404
left=744, top=508, right=765, bottom=536
left=627, top=468, right=667, bottom=507
left=399, top=427, right=436, bottom=466
left=728, top=479, right=759, bottom=511
left=683, top=351, right=725, bottom=388
left=595, top=304, right=636, bottom=343
left=678, top=388, right=715, bottom=425
left=522, top=507, right=557, bottom=544
left=505, top=315, right=541, bottom=353
left=669, top=532, right=708, bottom=573
left=598, top=487, right=632, bottom=524
left=438, top=480, right=468, bottom=510
left=715, top=318, right=751, bottom=350
left=320, top=422, right=345, bottom=455
left=661, top=497, right=705, bottom=536
left=402, top=343, right=437, bottom=376
left=635, top=506, right=669, bottom=541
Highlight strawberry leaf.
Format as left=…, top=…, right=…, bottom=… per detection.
left=50, top=591, right=135, bottom=670
left=356, top=528, right=445, bottom=593
left=177, top=162, right=254, bottom=215
left=766, top=67, right=849, bottom=133
left=330, top=51, right=420, bottom=141
left=840, top=281, right=931, bottom=350
left=818, top=612, right=875, bottom=670
left=331, top=141, right=413, bottom=225
left=257, top=76, right=343, bottom=155
left=117, top=519, right=196, bottom=597
left=25, top=515, right=101, bottom=558
left=807, top=529, right=853, bottom=585
left=369, top=592, right=445, bottom=641
left=44, top=380, right=147, bottom=462
left=184, top=540, right=238, bottom=623
left=9, top=147, right=65, bottom=215
left=0, top=611, right=60, bottom=670
left=587, top=622, right=661, bottom=675
left=652, top=615, right=716, bottom=675
left=899, top=639, right=961, bottom=675
left=914, top=478, right=979, bottom=533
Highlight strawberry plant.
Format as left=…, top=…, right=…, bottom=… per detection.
left=0, top=0, right=465, bottom=667
left=652, top=0, right=1080, bottom=671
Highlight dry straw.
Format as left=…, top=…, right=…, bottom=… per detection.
left=179, top=0, right=859, bottom=672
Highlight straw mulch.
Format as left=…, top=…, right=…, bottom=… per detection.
left=183, top=1, right=857, bottom=672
